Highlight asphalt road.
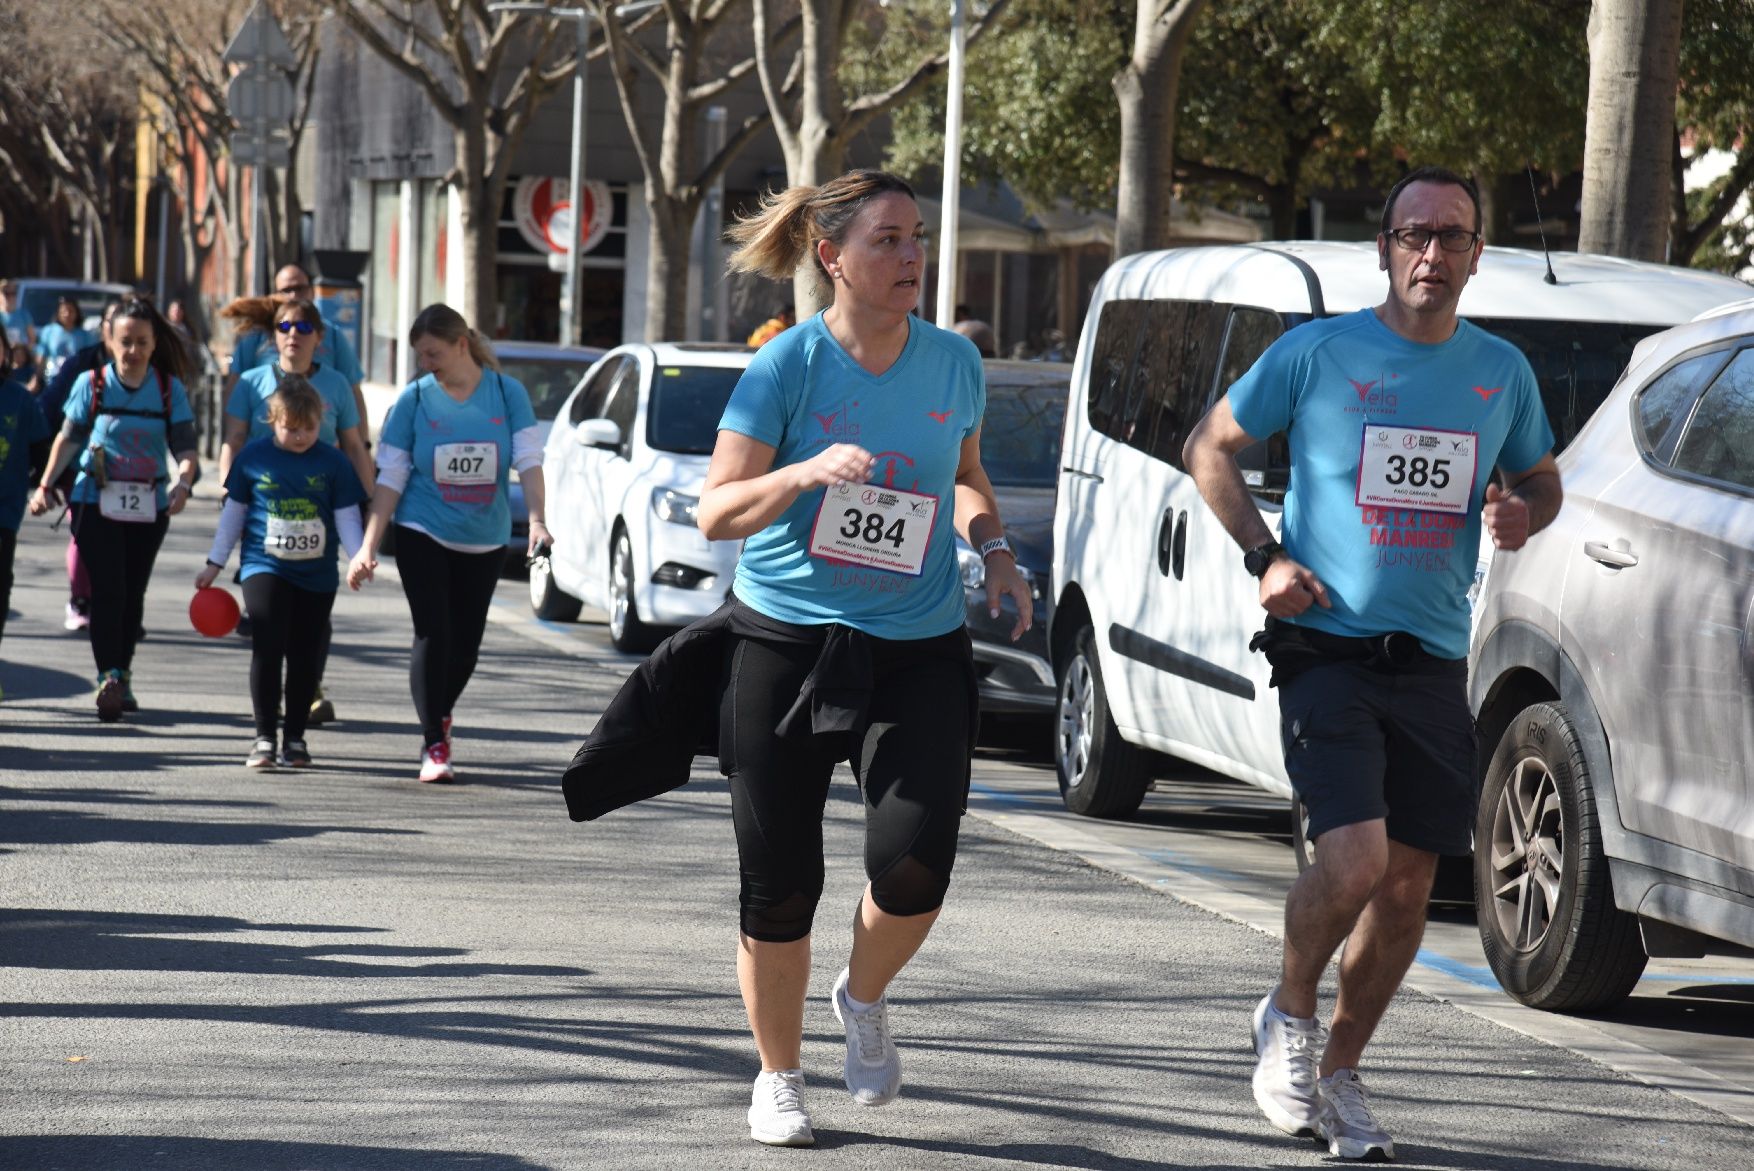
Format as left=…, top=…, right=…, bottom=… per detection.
left=3, top=510, right=1752, bottom=1170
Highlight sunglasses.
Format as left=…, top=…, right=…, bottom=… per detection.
left=276, top=320, right=316, bottom=335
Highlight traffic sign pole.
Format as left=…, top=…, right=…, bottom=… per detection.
left=223, top=1, right=299, bottom=294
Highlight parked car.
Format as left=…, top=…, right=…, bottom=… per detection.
left=12, top=278, right=134, bottom=334
left=956, top=360, right=1071, bottom=717
left=495, top=340, right=606, bottom=570
left=532, top=342, right=751, bottom=650
left=1050, top=241, right=1753, bottom=819
left=1469, top=297, right=1754, bottom=1012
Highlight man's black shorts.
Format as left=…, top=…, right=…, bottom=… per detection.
left=1277, top=657, right=1475, bottom=855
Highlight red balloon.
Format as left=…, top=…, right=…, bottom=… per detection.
left=190, top=586, right=240, bottom=638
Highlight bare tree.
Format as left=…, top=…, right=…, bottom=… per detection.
left=750, top=0, right=1015, bottom=312
left=1578, top=0, right=1684, bottom=261
left=596, top=0, right=794, bottom=339
left=1112, top=0, right=1209, bottom=259
left=329, top=0, right=578, bottom=330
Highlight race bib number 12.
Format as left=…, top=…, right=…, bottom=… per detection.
left=809, top=483, right=938, bottom=576
left=1356, top=424, right=1478, bottom=515
left=99, top=481, right=156, bottom=524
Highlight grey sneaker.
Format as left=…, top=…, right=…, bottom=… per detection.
left=831, top=966, right=901, bottom=1106
left=1251, top=991, right=1326, bottom=1137
left=1317, top=1068, right=1394, bottom=1161
left=246, top=738, right=278, bottom=770
left=747, top=1069, right=813, bottom=1147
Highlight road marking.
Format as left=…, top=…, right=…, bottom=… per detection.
left=966, top=781, right=1754, bottom=1129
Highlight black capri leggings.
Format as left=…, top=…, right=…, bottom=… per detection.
left=241, top=573, right=337, bottom=742
left=392, top=524, right=503, bottom=746
left=0, top=526, right=16, bottom=647
left=70, top=503, right=169, bottom=674
left=721, top=622, right=976, bottom=943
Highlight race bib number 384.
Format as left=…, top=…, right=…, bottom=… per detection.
left=1356, top=424, right=1478, bottom=515
left=809, top=483, right=939, bottom=576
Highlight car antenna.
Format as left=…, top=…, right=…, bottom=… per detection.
left=1526, top=165, right=1559, bottom=285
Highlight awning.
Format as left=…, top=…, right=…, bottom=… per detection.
left=916, top=196, right=1041, bottom=253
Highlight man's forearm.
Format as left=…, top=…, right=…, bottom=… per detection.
left=1188, top=441, right=1275, bottom=553
left=1510, top=472, right=1563, bottom=536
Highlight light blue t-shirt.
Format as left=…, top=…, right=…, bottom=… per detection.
left=380, top=370, right=537, bottom=547
left=1229, top=308, right=1554, bottom=660
left=63, top=364, right=196, bottom=512
left=1, top=306, right=33, bottom=343
left=228, top=314, right=364, bottom=386
left=227, top=363, right=361, bottom=447
left=36, top=322, right=97, bottom=367
left=720, top=312, right=985, bottom=640
left=225, top=437, right=368, bottom=592
left=0, top=379, right=52, bottom=531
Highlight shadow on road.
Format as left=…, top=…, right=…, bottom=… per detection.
left=0, top=1135, right=545, bottom=1170
left=1, top=908, right=590, bottom=980
left=0, top=658, right=92, bottom=700
left=0, top=802, right=415, bottom=850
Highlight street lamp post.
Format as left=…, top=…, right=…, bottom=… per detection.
left=934, top=0, right=967, bottom=330
left=488, top=0, right=659, bottom=346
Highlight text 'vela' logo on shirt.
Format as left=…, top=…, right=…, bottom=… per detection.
left=1344, top=375, right=1398, bottom=414
left=812, top=401, right=862, bottom=439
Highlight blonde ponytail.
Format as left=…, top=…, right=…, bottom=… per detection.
left=725, top=170, right=918, bottom=284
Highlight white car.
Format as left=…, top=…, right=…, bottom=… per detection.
left=531, top=342, right=751, bottom=651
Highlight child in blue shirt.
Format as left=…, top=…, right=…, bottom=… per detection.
left=198, top=377, right=368, bottom=769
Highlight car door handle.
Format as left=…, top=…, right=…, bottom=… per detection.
left=1062, top=467, right=1104, bottom=483
left=1583, top=540, right=1639, bottom=569
left=1156, top=510, right=1174, bottom=575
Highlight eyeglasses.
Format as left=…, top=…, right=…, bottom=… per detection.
left=276, top=319, right=316, bottom=335
left=1386, top=227, right=1479, bottom=253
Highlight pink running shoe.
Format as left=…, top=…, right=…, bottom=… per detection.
left=418, top=741, right=454, bottom=783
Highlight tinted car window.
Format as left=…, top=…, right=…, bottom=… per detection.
left=1470, top=319, right=1665, bottom=452
left=499, top=358, right=594, bottom=420
left=570, top=357, right=624, bottom=424
left=646, top=365, right=744, bottom=455
left=1672, top=347, right=1754, bottom=491
left=1085, top=298, right=1223, bottom=469
left=604, top=363, right=640, bottom=437
left=980, top=375, right=1070, bottom=488
left=1219, top=307, right=1292, bottom=503
left=1635, top=349, right=1733, bottom=461
left=1087, top=300, right=1149, bottom=445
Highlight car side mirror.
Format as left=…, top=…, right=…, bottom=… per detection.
left=1236, top=432, right=1289, bottom=504
left=577, top=419, right=622, bottom=450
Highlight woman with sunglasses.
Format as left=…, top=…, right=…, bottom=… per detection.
left=221, top=299, right=373, bottom=727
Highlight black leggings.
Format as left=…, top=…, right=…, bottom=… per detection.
left=393, top=524, right=503, bottom=746
left=0, top=525, right=15, bottom=647
left=241, top=574, right=337, bottom=741
left=721, top=623, right=975, bottom=943
left=70, top=503, right=169, bottom=674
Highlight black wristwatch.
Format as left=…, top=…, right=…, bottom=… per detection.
left=1243, top=541, right=1286, bottom=579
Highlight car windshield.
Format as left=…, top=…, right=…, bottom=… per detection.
left=498, top=357, right=595, bottom=420
left=647, top=365, right=745, bottom=454
left=980, top=374, right=1069, bottom=488
left=1467, top=318, right=1667, bottom=451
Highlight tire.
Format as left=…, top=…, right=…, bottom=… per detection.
left=1054, top=624, right=1152, bottom=819
left=528, top=552, right=582, bottom=622
left=1474, top=701, right=1647, bottom=1011
left=607, top=526, right=660, bottom=653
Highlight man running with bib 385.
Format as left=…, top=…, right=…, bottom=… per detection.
left=1183, top=166, right=1563, bottom=1161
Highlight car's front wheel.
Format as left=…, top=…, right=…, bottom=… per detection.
left=1054, top=624, right=1151, bottom=819
left=529, top=550, right=582, bottom=622
left=607, top=526, right=660, bottom=653
left=1475, top=701, right=1647, bottom=1011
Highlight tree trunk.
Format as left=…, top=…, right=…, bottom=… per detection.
left=1265, top=184, right=1296, bottom=240
left=1578, top=0, right=1684, bottom=261
left=1112, top=0, right=1209, bottom=260
left=646, top=199, right=695, bottom=341
left=454, top=121, right=498, bottom=332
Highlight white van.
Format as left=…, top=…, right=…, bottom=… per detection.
left=1050, top=241, right=1751, bottom=818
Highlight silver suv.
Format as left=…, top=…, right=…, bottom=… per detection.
left=1469, top=297, right=1754, bottom=1011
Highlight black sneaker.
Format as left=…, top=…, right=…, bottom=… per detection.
left=95, top=670, right=126, bottom=723
left=246, top=738, right=277, bottom=769
left=281, top=740, right=312, bottom=768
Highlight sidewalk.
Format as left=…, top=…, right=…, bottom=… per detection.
left=1, top=516, right=1746, bottom=1169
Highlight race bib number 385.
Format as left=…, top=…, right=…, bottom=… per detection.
left=809, top=483, right=938, bottom=576
left=1356, top=424, right=1478, bottom=515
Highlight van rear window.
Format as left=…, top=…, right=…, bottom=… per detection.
left=1465, top=318, right=1666, bottom=452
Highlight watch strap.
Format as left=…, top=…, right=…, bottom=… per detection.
left=978, top=536, right=1012, bottom=560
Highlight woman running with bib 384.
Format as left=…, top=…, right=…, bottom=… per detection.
left=699, top=169, right=1032, bottom=1146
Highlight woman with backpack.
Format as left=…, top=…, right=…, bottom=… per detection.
left=29, top=297, right=198, bottom=721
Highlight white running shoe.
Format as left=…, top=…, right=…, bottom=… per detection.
left=418, top=742, right=454, bottom=783
left=1251, top=990, right=1326, bottom=1137
left=747, top=1069, right=813, bottom=1146
left=1317, top=1068, right=1395, bottom=1161
left=831, top=966, right=901, bottom=1107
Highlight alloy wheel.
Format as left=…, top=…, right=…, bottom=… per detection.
left=1487, top=754, right=1566, bottom=953
left=609, top=533, right=632, bottom=644
left=1057, top=653, right=1094, bottom=789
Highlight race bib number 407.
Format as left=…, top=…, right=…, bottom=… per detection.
left=1356, top=425, right=1478, bottom=515
left=809, top=483, right=939, bottom=576
left=434, top=442, right=498, bottom=487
